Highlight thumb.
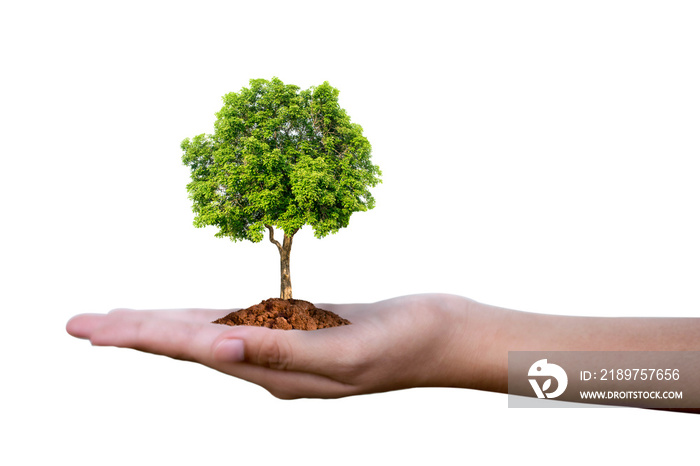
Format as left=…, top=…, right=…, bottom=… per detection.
left=212, top=326, right=358, bottom=376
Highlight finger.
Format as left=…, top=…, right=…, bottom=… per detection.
left=82, top=313, right=237, bottom=364
left=108, top=308, right=237, bottom=323
left=66, top=310, right=235, bottom=341
left=67, top=314, right=107, bottom=339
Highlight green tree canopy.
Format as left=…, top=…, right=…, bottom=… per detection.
left=181, top=77, right=381, bottom=298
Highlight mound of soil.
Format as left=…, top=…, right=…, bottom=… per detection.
left=212, top=298, right=351, bottom=330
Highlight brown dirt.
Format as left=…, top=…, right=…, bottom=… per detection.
left=211, top=298, right=351, bottom=330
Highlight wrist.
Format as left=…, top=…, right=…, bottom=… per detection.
left=426, top=295, right=510, bottom=393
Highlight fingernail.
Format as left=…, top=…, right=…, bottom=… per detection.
left=215, top=339, right=245, bottom=362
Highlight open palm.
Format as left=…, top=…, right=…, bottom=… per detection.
left=67, top=294, right=475, bottom=399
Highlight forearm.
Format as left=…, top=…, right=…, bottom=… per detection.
left=438, top=296, right=700, bottom=395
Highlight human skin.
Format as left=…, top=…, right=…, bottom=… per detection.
left=65, top=294, right=700, bottom=406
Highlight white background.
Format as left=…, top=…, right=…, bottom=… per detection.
left=2, top=1, right=699, bottom=464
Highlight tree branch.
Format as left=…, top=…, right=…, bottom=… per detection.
left=265, top=224, right=282, bottom=252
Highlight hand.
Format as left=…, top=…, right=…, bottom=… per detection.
left=66, top=294, right=489, bottom=399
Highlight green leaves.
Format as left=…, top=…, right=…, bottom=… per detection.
left=182, top=77, right=381, bottom=243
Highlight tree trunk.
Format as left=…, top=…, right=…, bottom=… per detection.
left=266, top=225, right=295, bottom=300
left=279, top=233, right=293, bottom=299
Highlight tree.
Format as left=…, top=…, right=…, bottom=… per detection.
left=181, top=78, right=382, bottom=299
